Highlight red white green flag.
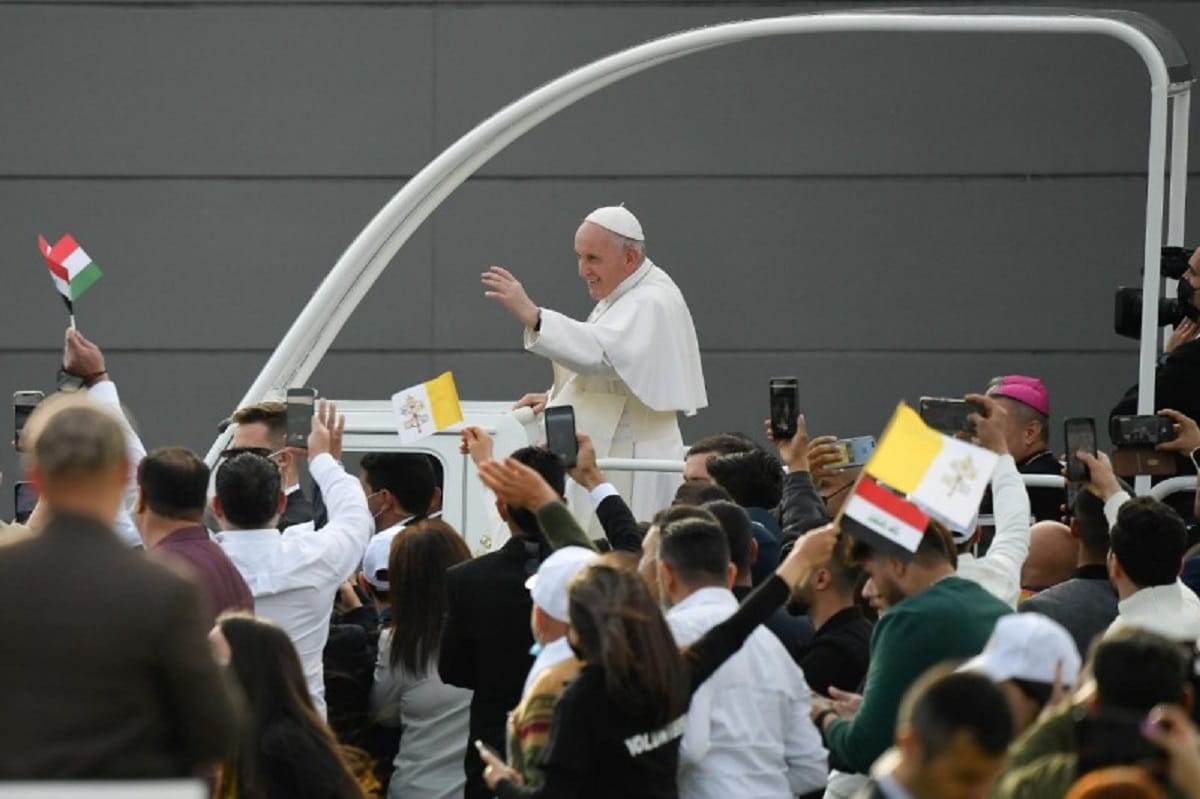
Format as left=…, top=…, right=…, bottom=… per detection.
left=39, top=234, right=103, bottom=302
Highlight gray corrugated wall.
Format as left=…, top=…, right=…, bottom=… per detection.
left=0, top=0, right=1196, bottom=502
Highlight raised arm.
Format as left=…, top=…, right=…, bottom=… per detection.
left=568, top=434, right=642, bottom=552
left=768, top=414, right=833, bottom=547
left=299, top=401, right=373, bottom=583
left=477, top=457, right=595, bottom=551
left=66, top=329, right=145, bottom=547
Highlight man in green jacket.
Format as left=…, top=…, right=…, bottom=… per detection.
left=811, top=522, right=1011, bottom=774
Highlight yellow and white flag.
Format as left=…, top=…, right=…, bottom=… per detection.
left=391, top=372, right=463, bottom=444
left=865, top=403, right=999, bottom=530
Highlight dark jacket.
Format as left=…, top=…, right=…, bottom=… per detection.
left=440, top=535, right=541, bottom=799
left=594, top=492, right=644, bottom=553
left=280, top=488, right=316, bottom=530
left=796, top=605, right=872, bottom=696
left=0, top=513, right=241, bottom=778
left=1018, top=564, right=1118, bottom=657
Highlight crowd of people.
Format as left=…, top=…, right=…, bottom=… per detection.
left=6, top=210, right=1200, bottom=799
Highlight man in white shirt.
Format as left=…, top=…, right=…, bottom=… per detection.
left=482, top=205, right=707, bottom=527
left=1075, top=448, right=1200, bottom=643
left=954, top=394, right=1032, bottom=608
left=655, top=514, right=827, bottom=798
left=214, top=400, right=374, bottom=717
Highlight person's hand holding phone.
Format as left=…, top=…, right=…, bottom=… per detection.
left=1157, top=409, right=1200, bottom=454
left=965, top=394, right=1008, bottom=455
left=766, top=414, right=811, bottom=472
left=806, top=436, right=843, bottom=478
left=567, top=433, right=605, bottom=490
left=478, top=457, right=560, bottom=510
left=307, top=400, right=344, bottom=462
left=1075, top=451, right=1122, bottom=502
left=460, top=426, right=495, bottom=467
left=478, top=739, right=523, bottom=790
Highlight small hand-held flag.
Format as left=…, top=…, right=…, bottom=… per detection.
left=39, top=234, right=103, bottom=329
left=391, top=372, right=464, bottom=445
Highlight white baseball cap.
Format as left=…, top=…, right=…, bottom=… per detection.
left=961, top=613, right=1081, bottom=687
left=525, top=546, right=599, bottom=623
left=362, top=528, right=401, bottom=591
left=583, top=205, right=644, bottom=241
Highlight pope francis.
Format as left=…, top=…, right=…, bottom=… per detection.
left=482, top=205, right=707, bottom=527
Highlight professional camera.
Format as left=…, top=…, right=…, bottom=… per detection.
left=1113, top=247, right=1199, bottom=339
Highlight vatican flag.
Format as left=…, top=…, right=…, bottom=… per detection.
left=391, top=372, right=463, bottom=444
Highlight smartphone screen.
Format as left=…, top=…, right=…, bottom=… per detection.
left=285, top=388, right=318, bottom=450
left=13, top=391, right=45, bottom=453
left=769, top=377, right=800, bottom=439
left=544, top=406, right=578, bottom=469
left=14, top=482, right=38, bottom=524
left=918, top=397, right=984, bottom=435
left=1064, top=418, right=1097, bottom=483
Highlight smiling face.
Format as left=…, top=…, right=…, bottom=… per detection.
left=575, top=221, right=639, bottom=301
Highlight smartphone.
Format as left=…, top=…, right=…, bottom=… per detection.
left=1109, top=415, right=1176, bottom=448
left=769, top=377, right=800, bottom=439
left=544, top=406, right=578, bottom=469
left=285, top=387, right=318, bottom=450
left=825, top=436, right=877, bottom=470
left=14, top=481, right=37, bottom=524
left=1064, top=417, right=1098, bottom=483
left=13, top=391, right=44, bottom=452
left=918, top=397, right=985, bottom=435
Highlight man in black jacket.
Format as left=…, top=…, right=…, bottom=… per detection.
left=0, top=394, right=241, bottom=778
left=440, top=444, right=568, bottom=799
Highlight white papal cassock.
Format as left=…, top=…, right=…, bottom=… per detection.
left=524, top=257, right=707, bottom=528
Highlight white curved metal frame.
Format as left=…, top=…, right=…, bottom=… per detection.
left=207, top=11, right=1193, bottom=496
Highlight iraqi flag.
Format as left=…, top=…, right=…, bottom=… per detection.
left=39, top=234, right=103, bottom=301
left=865, top=403, right=999, bottom=531
left=840, top=475, right=931, bottom=562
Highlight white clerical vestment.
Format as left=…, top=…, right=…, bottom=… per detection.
left=524, top=258, right=707, bottom=528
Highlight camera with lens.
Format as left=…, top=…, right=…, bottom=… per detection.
left=1114, top=247, right=1200, bottom=339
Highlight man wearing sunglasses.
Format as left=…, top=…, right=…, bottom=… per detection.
left=224, top=402, right=314, bottom=530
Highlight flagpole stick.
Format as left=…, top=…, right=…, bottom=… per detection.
left=69, top=313, right=76, bottom=331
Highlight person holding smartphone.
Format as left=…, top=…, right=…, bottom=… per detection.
left=472, top=459, right=838, bottom=799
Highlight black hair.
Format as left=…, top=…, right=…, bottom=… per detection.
left=506, top=446, right=567, bottom=538
left=215, top=452, right=282, bottom=529
left=673, top=481, right=734, bottom=507
left=1010, top=678, right=1055, bottom=710
left=658, top=517, right=731, bottom=587
left=651, top=504, right=716, bottom=532
left=701, top=500, right=753, bottom=576
left=685, top=433, right=758, bottom=460
left=423, top=453, right=445, bottom=490
left=360, top=452, right=436, bottom=518
left=1072, top=488, right=1111, bottom=560
left=901, top=667, right=1015, bottom=761
left=138, top=446, right=210, bottom=520
left=1110, top=496, right=1187, bottom=588
left=706, top=449, right=784, bottom=509
left=850, top=520, right=957, bottom=569
left=1092, top=628, right=1190, bottom=711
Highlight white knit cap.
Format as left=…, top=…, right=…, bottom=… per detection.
left=583, top=205, right=644, bottom=241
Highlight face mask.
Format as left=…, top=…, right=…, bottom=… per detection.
left=365, top=490, right=386, bottom=520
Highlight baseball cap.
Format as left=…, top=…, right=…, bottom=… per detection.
left=525, top=546, right=599, bottom=623
left=961, top=613, right=1081, bottom=687
left=988, top=375, right=1050, bottom=418
left=361, top=528, right=401, bottom=592
left=583, top=205, right=644, bottom=241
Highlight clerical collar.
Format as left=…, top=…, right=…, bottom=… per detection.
left=591, top=258, right=654, bottom=318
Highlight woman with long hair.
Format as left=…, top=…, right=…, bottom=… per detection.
left=213, top=614, right=369, bottom=799
left=475, top=460, right=837, bottom=799
left=370, top=519, right=473, bottom=799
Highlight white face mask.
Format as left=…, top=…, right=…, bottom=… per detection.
left=365, top=490, right=386, bottom=520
